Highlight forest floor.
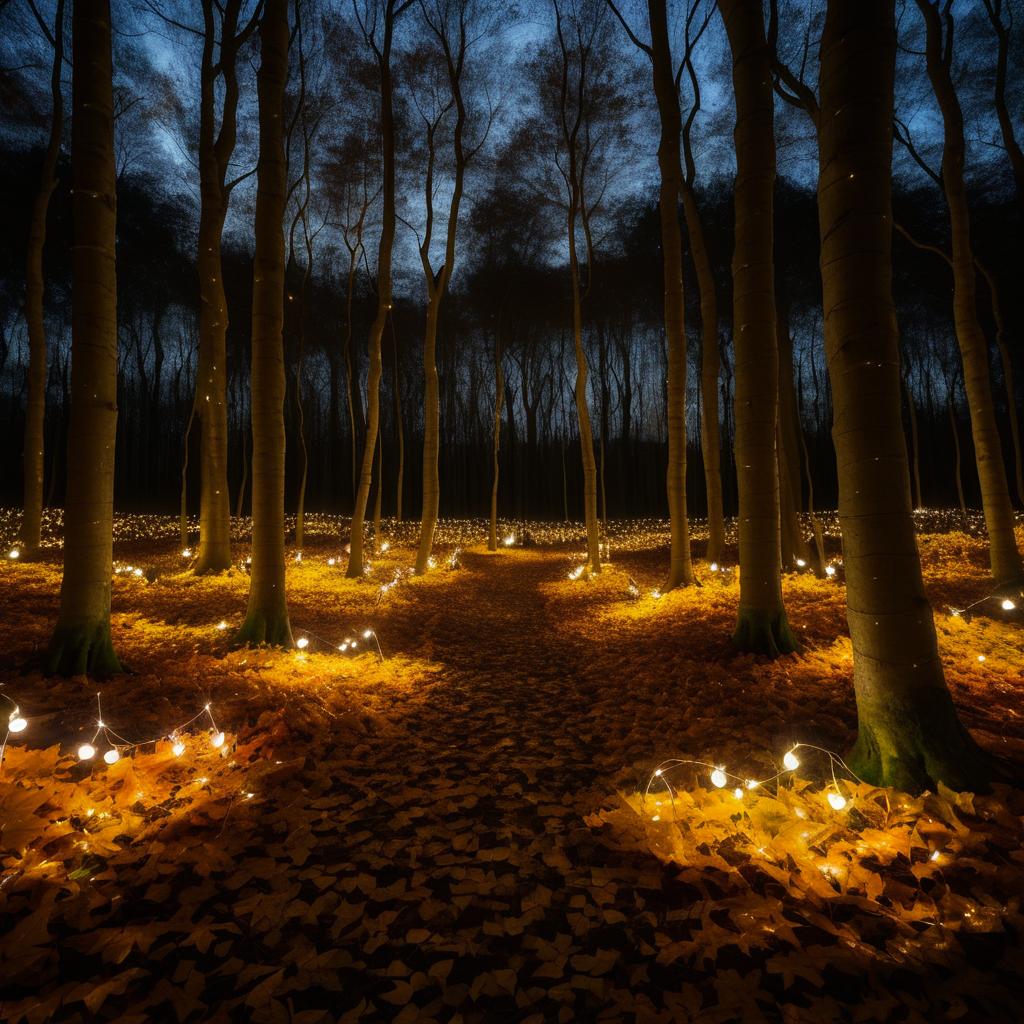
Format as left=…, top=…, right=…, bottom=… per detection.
left=1, top=510, right=1022, bottom=1023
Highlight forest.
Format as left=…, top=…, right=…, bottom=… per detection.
left=0, top=0, right=1022, bottom=1020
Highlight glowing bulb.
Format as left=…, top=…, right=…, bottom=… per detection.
left=930, top=849, right=941, bottom=862
left=172, top=741, right=185, bottom=757
left=380, top=542, right=390, bottom=552
left=783, top=750, right=800, bottom=771
left=211, top=732, right=225, bottom=749
left=709, top=562, right=718, bottom=572
left=651, top=814, right=660, bottom=822
left=1001, top=599, right=1015, bottom=611
left=294, top=551, right=302, bottom=562
left=328, top=557, right=336, bottom=566
left=978, top=655, right=986, bottom=663
left=8, top=548, right=20, bottom=559
left=78, top=743, right=96, bottom=761
left=296, top=636, right=309, bottom=650
left=827, top=791, right=847, bottom=811
left=710, top=768, right=727, bottom=789
left=103, top=748, right=120, bottom=765
left=733, top=787, right=743, bottom=799
left=363, top=629, right=373, bottom=639
left=654, top=768, right=662, bottom=777
left=651, top=589, right=662, bottom=600
left=796, top=558, right=806, bottom=568
left=339, top=643, right=349, bottom=651
left=825, top=565, right=836, bottom=577
left=503, top=534, right=515, bottom=546
left=216, top=620, right=228, bottom=631
left=746, top=779, right=759, bottom=790
left=181, top=548, right=192, bottom=558
left=351, top=641, right=358, bottom=648
left=8, top=715, right=27, bottom=733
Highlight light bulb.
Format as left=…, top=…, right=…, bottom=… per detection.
left=104, top=748, right=120, bottom=765
left=211, top=731, right=225, bottom=749
left=746, top=779, right=759, bottom=790
left=783, top=750, right=800, bottom=771
left=363, top=630, right=372, bottom=639
left=710, top=768, right=727, bottom=789
left=78, top=743, right=96, bottom=760
left=733, top=787, right=743, bottom=799
left=296, top=636, right=309, bottom=650
left=654, top=768, right=662, bottom=777
left=978, top=655, right=986, bottom=662
left=827, top=791, right=847, bottom=811
left=8, top=548, right=20, bottom=559
left=172, top=741, right=185, bottom=757
left=216, top=620, right=228, bottom=631
left=8, top=716, right=27, bottom=733
left=327, top=557, right=336, bottom=566
left=825, top=565, right=836, bottom=577
left=1001, top=599, right=1015, bottom=611
left=181, top=548, right=191, bottom=558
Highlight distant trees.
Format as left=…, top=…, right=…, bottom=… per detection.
left=45, top=0, right=122, bottom=675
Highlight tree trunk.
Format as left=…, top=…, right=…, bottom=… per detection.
left=720, top=0, right=796, bottom=654
left=819, top=0, right=988, bottom=791
left=679, top=185, right=724, bottom=564
left=45, top=0, right=122, bottom=676
left=21, top=0, right=64, bottom=556
left=234, top=0, right=291, bottom=646
left=392, top=313, right=404, bottom=522
left=948, top=384, right=969, bottom=531
left=649, top=0, right=692, bottom=589
left=903, top=373, right=922, bottom=509
left=348, top=4, right=400, bottom=578
left=915, top=0, right=1022, bottom=585
left=776, top=293, right=810, bottom=569
left=489, top=328, right=503, bottom=551
left=194, top=0, right=249, bottom=575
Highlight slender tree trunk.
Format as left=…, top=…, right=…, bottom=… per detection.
left=235, top=0, right=291, bottom=646
left=45, top=0, right=121, bottom=676
left=649, top=0, right=692, bottom=588
left=415, top=299, right=442, bottom=573
left=948, top=384, right=969, bottom=530
left=21, top=0, right=64, bottom=556
left=194, top=0, right=250, bottom=575
left=392, top=313, right=404, bottom=522
left=720, top=0, right=796, bottom=654
left=903, top=374, right=923, bottom=509
left=348, top=4, right=400, bottom=578
left=819, top=0, right=987, bottom=791
left=236, top=416, right=248, bottom=518
left=343, top=249, right=361, bottom=504
left=372, top=423, right=383, bottom=546
left=776, top=293, right=810, bottom=568
left=180, top=399, right=196, bottom=549
left=915, top=0, right=1022, bottom=585
left=489, top=327, right=504, bottom=551
left=680, top=185, right=724, bottom=564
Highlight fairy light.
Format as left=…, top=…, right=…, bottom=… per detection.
left=77, top=743, right=96, bottom=761
left=181, top=548, right=192, bottom=558
left=568, top=565, right=585, bottom=581
left=9, top=548, right=20, bottom=559
left=825, top=565, right=836, bottom=577
left=948, top=589, right=1021, bottom=619
left=216, top=620, right=228, bottom=631
left=103, top=748, right=120, bottom=765
left=796, top=558, right=807, bottom=568
left=783, top=749, right=800, bottom=771
left=503, top=534, right=516, bottom=547
left=172, top=740, right=185, bottom=757
left=296, top=636, right=309, bottom=650
left=827, top=791, right=847, bottom=811
left=710, top=768, right=727, bottom=788
left=1001, top=599, right=1016, bottom=611
left=327, top=557, right=336, bottom=566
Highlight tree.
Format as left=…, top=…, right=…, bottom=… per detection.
left=348, top=0, right=408, bottom=579
left=816, top=0, right=987, bottom=789
left=192, top=0, right=262, bottom=574
left=411, top=0, right=488, bottom=575
left=606, top=0, right=694, bottom=588
left=909, top=0, right=1022, bottom=587
left=19, top=0, right=64, bottom=558
left=234, top=0, right=292, bottom=646
left=44, top=0, right=122, bottom=676
left=720, top=0, right=796, bottom=655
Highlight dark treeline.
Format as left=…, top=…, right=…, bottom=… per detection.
left=1, top=146, right=1019, bottom=521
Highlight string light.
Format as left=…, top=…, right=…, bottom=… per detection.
left=181, top=548, right=192, bottom=558
left=949, top=589, right=1021, bottom=619
left=296, top=636, right=309, bottom=650
left=9, top=548, right=20, bottom=559
left=645, top=742, right=862, bottom=816
left=77, top=743, right=96, bottom=761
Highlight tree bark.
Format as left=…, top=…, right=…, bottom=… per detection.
left=649, top=0, right=692, bottom=588
left=348, top=1, right=401, bottom=578
left=489, top=321, right=504, bottom=551
left=915, top=0, right=1022, bottom=586
left=720, top=0, right=796, bottom=654
left=45, top=0, right=122, bottom=676
left=818, top=0, right=988, bottom=791
left=194, top=0, right=252, bottom=574
left=21, top=0, right=65, bottom=557
left=234, top=0, right=292, bottom=647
